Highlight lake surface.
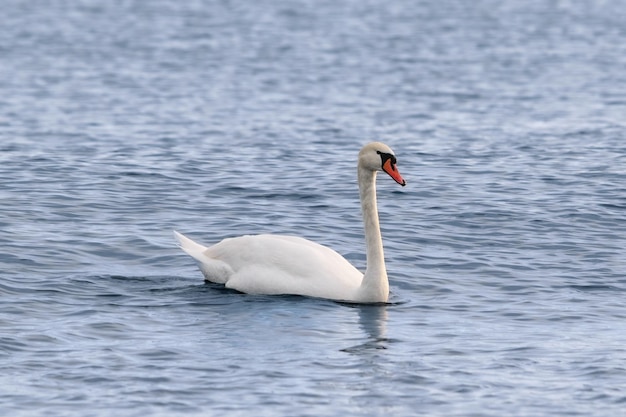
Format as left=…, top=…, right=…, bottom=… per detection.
left=2, top=0, right=625, bottom=416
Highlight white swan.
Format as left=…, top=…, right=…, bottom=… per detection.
left=174, top=142, right=406, bottom=303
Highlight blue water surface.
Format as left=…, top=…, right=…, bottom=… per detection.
left=1, top=1, right=625, bottom=416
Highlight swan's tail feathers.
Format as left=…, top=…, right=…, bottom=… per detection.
left=173, top=230, right=233, bottom=284
left=173, top=230, right=208, bottom=262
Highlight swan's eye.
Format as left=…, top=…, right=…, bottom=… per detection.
left=377, top=151, right=397, bottom=169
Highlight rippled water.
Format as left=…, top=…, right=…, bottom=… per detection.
left=2, top=0, right=626, bottom=416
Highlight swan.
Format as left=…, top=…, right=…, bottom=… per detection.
left=174, top=142, right=406, bottom=303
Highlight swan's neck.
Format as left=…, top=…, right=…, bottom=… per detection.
left=357, top=166, right=389, bottom=302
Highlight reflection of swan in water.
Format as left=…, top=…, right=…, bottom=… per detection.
left=341, top=305, right=389, bottom=353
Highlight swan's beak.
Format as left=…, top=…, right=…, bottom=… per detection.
left=382, top=159, right=406, bottom=186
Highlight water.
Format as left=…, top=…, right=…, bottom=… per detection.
left=1, top=0, right=626, bottom=415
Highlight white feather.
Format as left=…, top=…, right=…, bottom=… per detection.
left=174, top=142, right=406, bottom=303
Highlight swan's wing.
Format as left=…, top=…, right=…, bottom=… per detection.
left=205, top=234, right=363, bottom=298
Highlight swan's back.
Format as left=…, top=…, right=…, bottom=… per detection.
left=179, top=232, right=364, bottom=300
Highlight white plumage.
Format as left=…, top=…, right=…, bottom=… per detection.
left=174, top=142, right=406, bottom=303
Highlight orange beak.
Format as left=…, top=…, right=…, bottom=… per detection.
left=382, top=159, right=406, bottom=186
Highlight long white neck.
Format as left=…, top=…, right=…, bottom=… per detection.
left=356, top=165, right=389, bottom=302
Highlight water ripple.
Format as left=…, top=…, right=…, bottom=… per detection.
left=2, top=0, right=626, bottom=416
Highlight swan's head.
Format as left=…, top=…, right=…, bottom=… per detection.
left=359, top=142, right=406, bottom=186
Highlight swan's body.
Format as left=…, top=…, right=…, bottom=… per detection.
left=175, top=142, right=406, bottom=303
